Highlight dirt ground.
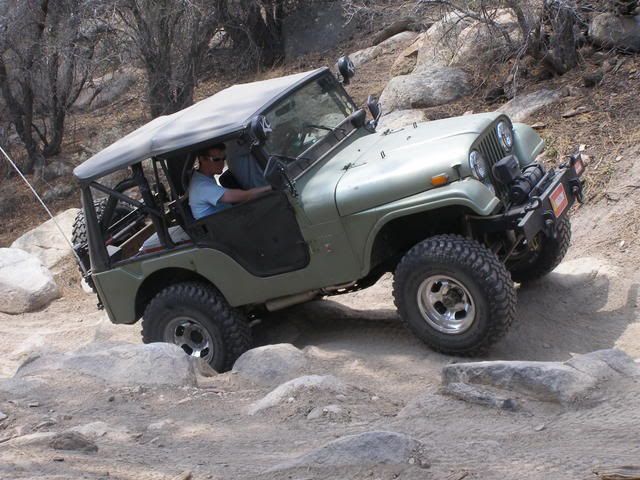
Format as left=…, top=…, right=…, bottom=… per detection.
left=1, top=145, right=640, bottom=479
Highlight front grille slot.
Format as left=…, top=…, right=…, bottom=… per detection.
left=478, top=128, right=511, bottom=203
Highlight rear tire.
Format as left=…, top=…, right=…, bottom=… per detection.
left=393, top=234, right=516, bottom=356
left=507, top=215, right=571, bottom=284
left=142, top=282, right=252, bottom=372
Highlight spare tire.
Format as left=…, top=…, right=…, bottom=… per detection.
left=72, top=198, right=135, bottom=292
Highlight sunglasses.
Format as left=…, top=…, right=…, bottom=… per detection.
left=203, top=154, right=226, bottom=162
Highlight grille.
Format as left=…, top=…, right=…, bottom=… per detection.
left=477, top=127, right=511, bottom=203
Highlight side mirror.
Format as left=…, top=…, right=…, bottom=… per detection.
left=263, top=156, right=288, bottom=191
left=337, top=56, right=355, bottom=85
left=250, top=115, right=272, bottom=144
left=367, top=95, right=382, bottom=126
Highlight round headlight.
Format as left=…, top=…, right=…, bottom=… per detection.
left=496, top=121, right=513, bottom=151
left=469, top=150, right=488, bottom=180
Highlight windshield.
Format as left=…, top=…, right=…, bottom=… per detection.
left=263, top=74, right=356, bottom=159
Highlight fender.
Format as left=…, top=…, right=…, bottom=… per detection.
left=513, top=123, right=545, bottom=167
left=342, top=178, right=501, bottom=275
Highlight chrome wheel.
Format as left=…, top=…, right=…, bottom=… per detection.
left=164, top=316, right=215, bottom=362
left=417, top=275, right=476, bottom=334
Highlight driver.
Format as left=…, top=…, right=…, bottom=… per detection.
left=189, top=143, right=271, bottom=220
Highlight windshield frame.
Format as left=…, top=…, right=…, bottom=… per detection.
left=256, top=71, right=358, bottom=178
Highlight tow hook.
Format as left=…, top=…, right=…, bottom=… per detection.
left=569, top=178, right=584, bottom=203
left=524, top=196, right=542, bottom=212
left=543, top=211, right=556, bottom=238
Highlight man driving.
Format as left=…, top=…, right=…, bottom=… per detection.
left=189, top=143, right=271, bottom=220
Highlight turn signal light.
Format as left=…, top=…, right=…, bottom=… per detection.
left=431, top=174, right=449, bottom=187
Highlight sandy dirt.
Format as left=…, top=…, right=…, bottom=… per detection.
left=1, top=148, right=639, bottom=480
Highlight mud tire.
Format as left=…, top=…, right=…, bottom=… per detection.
left=393, top=234, right=516, bottom=356
left=508, top=215, right=571, bottom=284
left=71, top=199, right=133, bottom=291
left=142, top=282, right=252, bottom=372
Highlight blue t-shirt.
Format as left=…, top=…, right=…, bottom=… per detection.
left=189, top=171, right=230, bottom=220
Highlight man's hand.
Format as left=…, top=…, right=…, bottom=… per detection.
left=220, top=185, right=272, bottom=204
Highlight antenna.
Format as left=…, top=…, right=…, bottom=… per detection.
left=0, top=144, right=88, bottom=276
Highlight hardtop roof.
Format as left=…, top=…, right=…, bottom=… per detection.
left=73, top=68, right=328, bottom=183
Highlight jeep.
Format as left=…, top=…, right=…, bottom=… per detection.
left=72, top=58, right=585, bottom=370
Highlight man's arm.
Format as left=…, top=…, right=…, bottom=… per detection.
left=220, top=185, right=271, bottom=204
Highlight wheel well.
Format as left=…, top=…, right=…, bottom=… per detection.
left=370, top=206, right=474, bottom=271
left=135, top=268, right=214, bottom=320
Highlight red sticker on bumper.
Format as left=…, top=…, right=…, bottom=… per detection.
left=549, top=183, right=569, bottom=217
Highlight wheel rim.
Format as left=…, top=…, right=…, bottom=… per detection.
left=417, top=275, right=476, bottom=334
left=164, top=316, right=215, bottom=362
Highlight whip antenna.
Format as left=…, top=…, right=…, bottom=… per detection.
left=0, top=144, right=88, bottom=276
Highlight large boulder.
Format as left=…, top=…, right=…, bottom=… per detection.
left=232, top=343, right=309, bottom=387
left=268, top=431, right=428, bottom=472
left=378, top=109, right=429, bottom=130
left=442, top=349, right=639, bottom=405
left=73, top=68, right=138, bottom=112
left=10, top=208, right=80, bottom=270
left=247, top=375, right=346, bottom=415
left=350, top=31, right=418, bottom=68
left=390, top=32, right=427, bottom=76
left=379, top=67, right=471, bottom=113
left=14, top=343, right=197, bottom=387
left=415, top=9, right=521, bottom=70
left=0, top=248, right=60, bottom=314
left=589, top=13, right=640, bottom=52
left=497, top=89, right=566, bottom=122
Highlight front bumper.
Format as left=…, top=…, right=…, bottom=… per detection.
left=468, top=154, right=585, bottom=241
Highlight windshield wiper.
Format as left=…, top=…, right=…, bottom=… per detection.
left=304, top=123, right=347, bottom=137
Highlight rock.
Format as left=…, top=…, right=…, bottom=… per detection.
left=15, top=343, right=197, bottom=387
left=268, top=431, right=428, bottom=472
left=498, top=89, right=565, bottom=122
left=232, top=343, right=309, bottom=387
left=390, top=33, right=426, bottom=76
left=379, top=67, right=471, bottom=114
left=562, top=106, right=590, bottom=118
left=10, top=208, right=80, bottom=270
left=350, top=31, right=418, bottom=68
left=531, top=122, right=547, bottom=129
left=442, top=349, right=639, bottom=405
left=0, top=411, right=7, bottom=421
left=71, top=421, right=130, bottom=441
left=42, top=184, right=76, bottom=203
left=42, top=160, right=73, bottom=181
left=378, top=109, right=429, bottom=130
left=441, top=382, right=519, bottom=411
left=584, top=70, right=604, bottom=87
left=7, top=432, right=57, bottom=447
left=247, top=375, right=346, bottom=415
left=306, top=404, right=343, bottom=420
left=416, top=9, right=521, bottom=69
left=371, top=18, right=423, bottom=46
left=73, top=68, right=138, bottom=111
left=589, top=13, right=640, bottom=52
left=0, top=248, right=60, bottom=314
left=49, top=431, right=98, bottom=452
left=484, top=86, right=506, bottom=103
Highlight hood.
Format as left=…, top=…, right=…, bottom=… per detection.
left=334, top=112, right=502, bottom=216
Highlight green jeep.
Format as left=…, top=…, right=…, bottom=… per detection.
left=72, top=59, right=585, bottom=371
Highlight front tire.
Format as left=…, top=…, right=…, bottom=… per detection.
left=142, top=282, right=252, bottom=372
left=507, top=215, right=571, bottom=284
left=393, top=235, right=516, bottom=356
